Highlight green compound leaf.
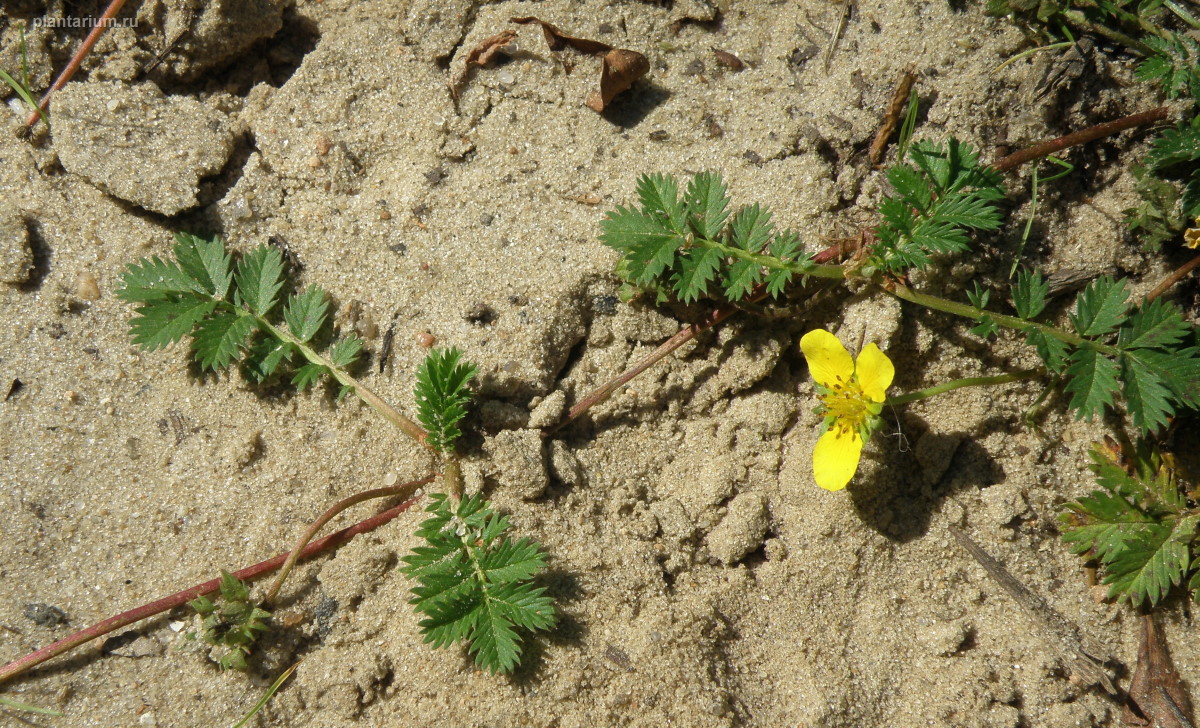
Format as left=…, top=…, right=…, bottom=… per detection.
left=636, top=173, right=686, bottom=233
left=414, top=347, right=478, bottom=452
left=189, top=571, right=271, bottom=671
left=128, top=296, right=216, bottom=351
left=192, top=312, right=256, bottom=372
left=291, top=362, right=328, bottom=390
left=728, top=203, right=774, bottom=252
left=1119, top=298, right=1192, bottom=350
left=1060, top=441, right=1199, bottom=607
left=684, top=171, right=731, bottom=239
left=1135, top=34, right=1200, bottom=100
left=1025, top=328, right=1070, bottom=373
left=328, top=336, right=364, bottom=368
left=400, top=493, right=555, bottom=674
left=872, top=139, right=1003, bottom=274
left=1070, top=276, right=1130, bottom=338
left=673, top=246, right=722, bottom=304
left=242, top=336, right=293, bottom=383
left=283, top=286, right=329, bottom=343
left=1145, top=117, right=1200, bottom=171
left=117, top=255, right=202, bottom=303
left=1102, top=517, right=1196, bottom=607
left=174, top=232, right=232, bottom=299
left=1011, top=268, right=1048, bottom=321
left=1119, top=351, right=1173, bottom=433
left=235, top=246, right=286, bottom=317
left=601, top=172, right=810, bottom=304
left=599, top=205, right=687, bottom=286
left=1063, top=348, right=1119, bottom=421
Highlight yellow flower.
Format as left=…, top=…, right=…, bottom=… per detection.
left=800, top=329, right=895, bottom=491
left=1185, top=215, right=1200, bottom=249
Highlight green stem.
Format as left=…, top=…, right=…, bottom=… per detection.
left=252, top=316, right=429, bottom=446
left=1059, top=9, right=1158, bottom=55
left=694, top=236, right=847, bottom=280
left=886, top=284, right=1120, bottom=356
left=885, top=368, right=1043, bottom=406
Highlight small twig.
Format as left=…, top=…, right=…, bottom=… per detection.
left=143, top=28, right=190, bottom=74
left=1145, top=251, right=1200, bottom=303
left=24, top=0, right=129, bottom=128
left=823, top=0, right=853, bottom=73
left=263, top=476, right=432, bottom=605
left=992, top=106, right=1170, bottom=174
left=948, top=524, right=1116, bottom=694
left=0, top=490, right=425, bottom=687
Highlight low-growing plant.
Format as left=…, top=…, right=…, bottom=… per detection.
left=2, top=25, right=1199, bottom=720
left=114, top=232, right=556, bottom=673
left=601, top=144, right=1200, bottom=606
left=0, top=24, right=42, bottom=125
left=1061, top=438, right=1200, bottom=607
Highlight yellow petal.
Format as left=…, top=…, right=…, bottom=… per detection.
left=800, top=329, right=854, bottom=389
left=855, top=343, right=894, bottom=402
left=812, top=424, right=863, bottom=491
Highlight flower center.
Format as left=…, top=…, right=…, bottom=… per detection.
left=819, top=375, right=875, bottom=431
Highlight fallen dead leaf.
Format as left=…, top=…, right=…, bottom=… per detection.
left=451, top=29, right=519, bottom=98
left=587, top=49, right=650, bottom=113
left=511, top=16, right=611, bottom=55
left=510, top=16, right=648, bottom=113
left=1123, top=613, right=1195, bottom=728
left=869, top=65, right=917, bottom=166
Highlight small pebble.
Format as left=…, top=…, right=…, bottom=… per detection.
left=315, top=134, right=333, bottom=155
left=383, top=472, right=399, bottom=486
left=497, top=70, right=516, bottom=85
left=416, top=331, right=436, bottom=347
left=75, top=271, right=101, bottom=300
left=23, top=603, right=67, bottom=627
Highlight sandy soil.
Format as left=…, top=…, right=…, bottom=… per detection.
left=0, top=1, right=1192, bottom=726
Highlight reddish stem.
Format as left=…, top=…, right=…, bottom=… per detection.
left=548, top=293, right=765, bottom=434
left=992, top=106, right=1170, bottom=174
left=0, top=488, right=426, bottom=686
left=24, top=0, right=129, bottom=128
left=1146, top=251, right=1200, bottom=303
left=263, top=477, right=432, bottom=605
left=811, top=106, right=1173, bottom=263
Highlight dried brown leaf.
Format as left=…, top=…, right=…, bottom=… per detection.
left=586, top=49, right=650, bottom=112
left=451, top=29, right=519, bottom=98
left=510, top=16, right=648, bottom=113
left=869, top=65, right=917, bottom=166
left=510, top=16, right=611, bottom=55
left=1123, top=614, right=1195, bottom=728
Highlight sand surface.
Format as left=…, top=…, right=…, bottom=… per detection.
left=0, top=1, right=1193, bottom=726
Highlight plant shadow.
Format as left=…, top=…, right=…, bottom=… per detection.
left=849, top=412, right=1008, bottom=542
